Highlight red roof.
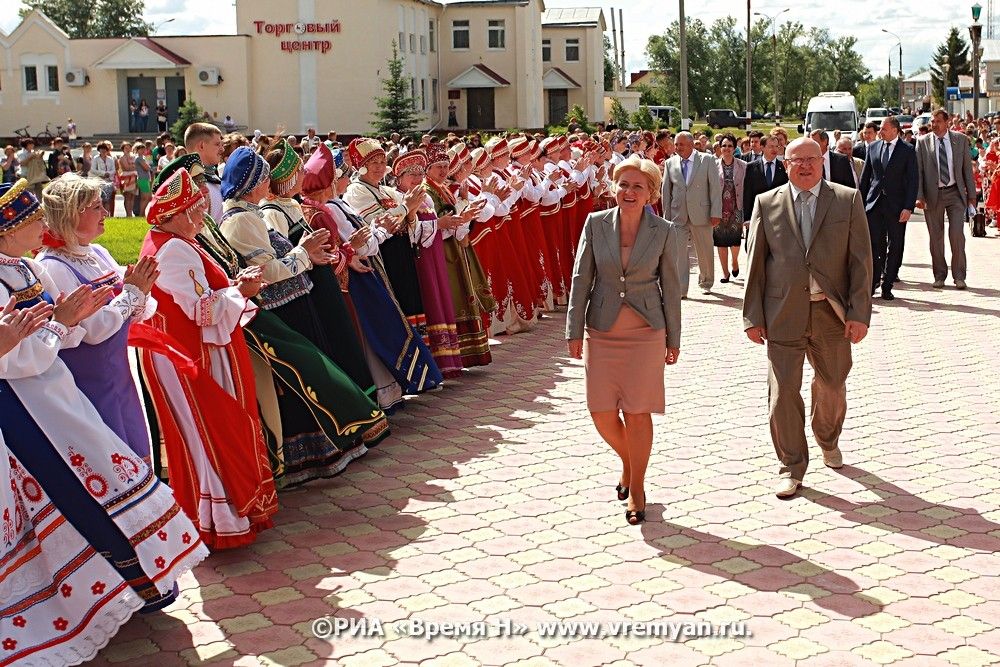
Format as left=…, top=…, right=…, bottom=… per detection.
left=133, top=37, right=190, bottom=66
left=473, top=64, right=510, bottom=86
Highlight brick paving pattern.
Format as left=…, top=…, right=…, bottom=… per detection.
left=90, top=216, right=1000, bottom=666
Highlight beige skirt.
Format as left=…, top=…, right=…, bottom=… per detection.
left=583, top=304, right=666, bottom=414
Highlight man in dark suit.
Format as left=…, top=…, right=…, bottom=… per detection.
left=809, top=129, right=855, bottom=188
left=853, top=122, right=878, bottom=160
left=859, top=115, right=918, bottom=300
left=740, top=130, right=764, bottom=162
left=743, top=136, right=788, bottom=222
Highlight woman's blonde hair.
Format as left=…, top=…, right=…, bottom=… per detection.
left=612, top=155, right=661, bottom=204
left=41, top=174, right=105, bottom=250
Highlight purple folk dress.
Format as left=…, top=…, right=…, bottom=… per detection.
left=37, top=243, right=153, bottom=462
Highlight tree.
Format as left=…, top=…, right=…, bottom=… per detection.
left=635, top=83, right=665, bottom=107
left=856, top=75, right=900, bottom=111
left=564, top=104, right=596, bottom=134
left=604, top=34, right=618, bottom=92
left=930, top=27, right=971, bottom=106
left=630, top=106, right=656, bottom=131
left=608, top=97, right=631, bottom=129
left=371, top=42, right=421, bottom=135
left=20, top=0, right=151, bottom=38
left=170, top=97, right=207, bottom=144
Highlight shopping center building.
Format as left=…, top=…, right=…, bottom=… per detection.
left=0, top=0, right=607, bottom=137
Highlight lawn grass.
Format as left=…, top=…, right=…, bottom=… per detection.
left=98, top=217, right=149, bottom=265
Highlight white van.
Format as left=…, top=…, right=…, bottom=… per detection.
left=799, top=92, right=860, bottom=142
left=647, top=105, right=681, bottom=128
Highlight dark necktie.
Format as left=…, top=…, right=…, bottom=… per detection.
left=765, top=161, right=773, bottom=186
left=882, top=142, right=892, bottom=169
left=938, top=137, right=950, bottom=187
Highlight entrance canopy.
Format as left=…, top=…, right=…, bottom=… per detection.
left=447, top=64, right=510, bottom=89
left=94, top=37, right=190, bottom=70
left=542, top=67, right=580, bottom=90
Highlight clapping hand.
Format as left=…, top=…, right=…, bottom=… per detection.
left=299, top=228, right=333, bottom=265
left=53, top=285, right=112, bottom=327
left=123, top=255, right=160, bottom=295
left=235, top=266, right=265, bottom=297
left=0, top=297, right=53, bottom=356
left=403, top=187, right=426, bottom=214
left=348, top=226, right=372, bottom=250
left=349, top=256, right=373, bottom=273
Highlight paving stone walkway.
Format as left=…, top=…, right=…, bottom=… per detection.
left=90, top=215, right=1000, bottom=666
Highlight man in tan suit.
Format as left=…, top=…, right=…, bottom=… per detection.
left=743, top=138, right=873, bottom=498
left=661, top=132, right=722, bottom=296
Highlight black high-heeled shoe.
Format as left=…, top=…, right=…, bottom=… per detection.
left=625, top=508, right=646, bottom=525
left=732, top=268, right=740, bottom=277
left=615, top=484, right=629, bottom=501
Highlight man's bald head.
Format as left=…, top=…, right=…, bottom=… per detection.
left=674, top=132, right=694, bottom=158
left=784, top=138, right=823, bottom=190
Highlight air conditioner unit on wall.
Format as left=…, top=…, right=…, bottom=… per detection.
left=64, top=68, right=87, bottom=86
left=197, top=67, right=220, bottom=86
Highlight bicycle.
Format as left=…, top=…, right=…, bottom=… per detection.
left=34, top=123, right=58, bottom=145
left=13, top=125, right=32, bottom=142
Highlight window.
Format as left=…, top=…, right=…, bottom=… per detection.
left=993, top=74, right=1000, bottom=88
left=542, top=39, right=551, bottom=62
left=409, top=33, right=416, bottom=53
left=399, top=32, right=405, bottom=50
left=452, top=20, right=469, bottom=49
left=46, top=66, right=59, bottom=92
left=23, top=65, right=38, bottom=92
left=432, top=78, right=438, bottom=113
left=411, top=78, right=417, bottom=110
left=565, top=38, right=580, bottom=62
left=420, top=34, right=427, bottom=54
left=488, top=19, right=506, bottom=49
left=421, top=78, right=427, bottom=111
left=429, top=19, right=436, bottom=52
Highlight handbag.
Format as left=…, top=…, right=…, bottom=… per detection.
left=972, top=209, right=987, bottom=237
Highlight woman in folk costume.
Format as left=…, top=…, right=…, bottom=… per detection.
left=469, top=147, right=536, bottom=335
left=138, top=168, right=278, bottom=548
left=539, top=137, right=580, bottom=294
left=342, top=138, right=431, bottom=335
left=487, top=138, right=546, bottom=311
left=303, top=145, right=443, bottom=406
left=399, top=147, right=471, bottom=378
left=531, top=140, right=570, bottom=303
left=35, top=174, right=159, bottom=463
left=508, top=137, right=561, bottom=308
left=0, top=305, right=203, bottom=666
left=153, top=155, right=388, bottom=486
left=0, top=180, right=209, bottom=652
left=423, top=144, right=495, bottom=366
left=259, top=140, right=378, bottom=401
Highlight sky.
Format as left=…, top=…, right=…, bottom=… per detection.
left=0, top=0, right=986, bottom=83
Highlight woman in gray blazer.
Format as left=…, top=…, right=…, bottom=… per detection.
left=566, top=156, right=684, bottom=525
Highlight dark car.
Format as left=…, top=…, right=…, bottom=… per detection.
left=707, top=109, right=749, bottom=129
left=740, top=111, right=765, bottom=121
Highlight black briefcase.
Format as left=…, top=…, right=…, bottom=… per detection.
left=972, top=210, right=987, bottom=237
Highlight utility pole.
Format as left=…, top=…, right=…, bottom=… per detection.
left=972, top=3, right=983, bottom=117
left=754, top=8, right=788, bottom=118
left=746, top=0, right=752, bottom=130
left=611, top=9, right=620, bottom=92
left=679, top=0, right=689, bottom=129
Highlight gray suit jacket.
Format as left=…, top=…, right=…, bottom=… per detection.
left=661, top=151, right=723, bottom=226
left=915, top=130, right=975, bottom=209
left=566, top=208, right=684, bottom=348
left=742, top=181, right=873, bottom=342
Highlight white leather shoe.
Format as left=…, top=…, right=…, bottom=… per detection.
left=774, top=477, right=802, bottom=498
left=823, top=448, right=844, bottom=469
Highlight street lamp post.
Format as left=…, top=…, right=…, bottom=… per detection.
left=881, top=29, right=903, bottom=108
left=679, top=0, right=689, bottom=129
left=152, top=17, right=176, bottom=34
left=753, top=8, right=788, bottom=119
left=971, top=3, right=983, bottom=118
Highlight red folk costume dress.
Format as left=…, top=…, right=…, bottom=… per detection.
left=463, top=172, right=507, bottom=332
left=138, top=171, right=277, bottom=549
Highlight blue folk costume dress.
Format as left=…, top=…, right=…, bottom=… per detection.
left=218, top=148, right=388, bottom=486
left=0, top=180, right=208, bottom=664
left=310, top=145, right=443, bottom=404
